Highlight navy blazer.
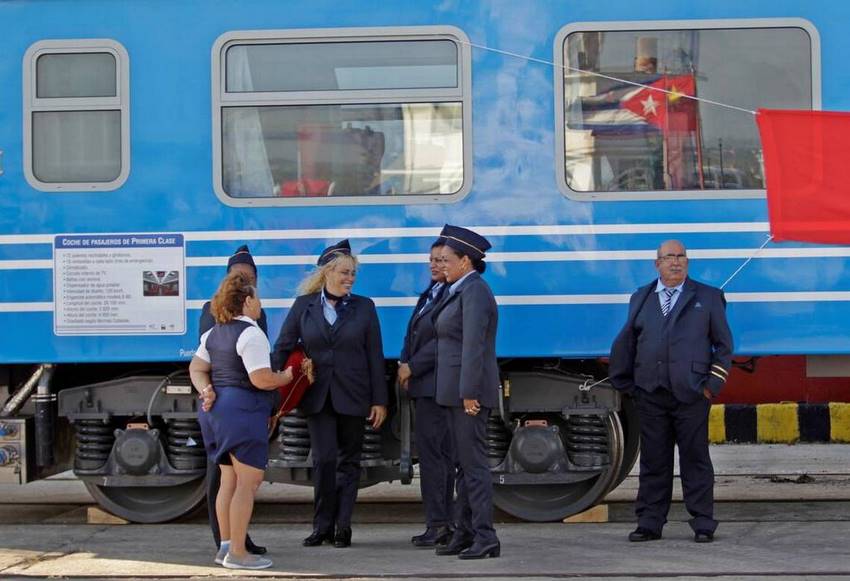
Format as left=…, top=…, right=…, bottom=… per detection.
left=609, top=277, right=734, bottom=402
left=199, top=301, right=268, bottom=340
left=400, top=282, right=445, bottom=398
left=272, top=292, right=387, bottom=416
left=433, top=272, right=499, bottom=409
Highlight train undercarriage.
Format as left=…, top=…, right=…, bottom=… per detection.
left=0, top=361, right=638, bottom=523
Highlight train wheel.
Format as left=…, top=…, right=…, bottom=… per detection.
left=493, top=412, right=624, bottom=522
left=611, top=393, right=640, bottom=492
left=84, top=477, right=206, bottom=523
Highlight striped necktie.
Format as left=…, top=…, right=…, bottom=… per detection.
left=419, top=284, right=443, bottom=315
left=661, top=288, right=676, bottom=316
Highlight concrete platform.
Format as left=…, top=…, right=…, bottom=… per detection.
left=1, top=521, right=849, bottom=578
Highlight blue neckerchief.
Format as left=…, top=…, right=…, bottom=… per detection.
left=320, top=288, right=350, bottom=325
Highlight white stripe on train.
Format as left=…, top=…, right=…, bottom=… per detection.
left=0, top=221, right=770, bottom=246
left=3, top=291, right=850, bottom=313
left=6, top=246, right=850, bottom=270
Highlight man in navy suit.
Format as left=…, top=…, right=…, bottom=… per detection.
left=609, top=240, right=733, bottom=544
left=398, top=240, right=455, bottom=548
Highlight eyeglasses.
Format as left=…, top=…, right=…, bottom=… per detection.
left=659, top=254, right=688, bottom=263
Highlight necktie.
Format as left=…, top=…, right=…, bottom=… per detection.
left=419, top=284, right=442, bottom=315
left=661, top=288, right=676, bottom=316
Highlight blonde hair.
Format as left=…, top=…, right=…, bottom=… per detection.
left=210, top=272, right=256, bottom=324
left=298, top=253, right=359, bottom=296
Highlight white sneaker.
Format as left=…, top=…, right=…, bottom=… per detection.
left=222, top=552, right=273, bottom=570
left=214, top=544, right=228, bottom=565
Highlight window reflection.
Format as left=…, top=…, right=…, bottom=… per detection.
left=226, top=41, right=458, bottom=92
left=563, top=27, right=812, bottom=193
left=222, top=103, right=463, bottom=198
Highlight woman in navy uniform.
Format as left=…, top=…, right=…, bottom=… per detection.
left=398, top=240, right=455, bottom=547
left=190, top=272, right=294, bottom=570
left=200, top=245, right=268, bottom=337
left=272, top=240, right=388, bottom=548
left=198, top=244, right=267, bottom=557
left=432, top=225, right=501, bottom=560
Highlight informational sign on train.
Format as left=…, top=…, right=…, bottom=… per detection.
left=53, top=234, right=186, bottom=335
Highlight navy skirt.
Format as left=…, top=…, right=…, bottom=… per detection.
left=197, top=386, right=276, bottom=470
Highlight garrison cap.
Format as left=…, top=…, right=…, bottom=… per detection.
left=438, top=224, right=491, bottom=260
left=317, top=239, right=352, bottom=266
left=227, top=244, right=257, bottom=275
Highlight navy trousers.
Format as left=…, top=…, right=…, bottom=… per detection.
left=634, top=387, right=717, bottom=534
left=446, top=406, right=497, bottom=545
left=414, top=396, right=455, bottom=528
left=307, top=397, right=366, bottom=532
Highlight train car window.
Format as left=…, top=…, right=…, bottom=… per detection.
left=23, top=40, right=130, bottom=191
left=36, top=53, right=117, bottom=98
left=554, top=19, right=820, bottom=201
left=212, top=27, right=472, bottom=206
left=225, top=41, right=458, bottom=92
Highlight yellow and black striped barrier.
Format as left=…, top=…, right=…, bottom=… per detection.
left=708, top=402, right=850, bottom=444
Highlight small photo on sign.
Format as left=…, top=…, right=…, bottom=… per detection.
left=142, top=270, right=180, bottom=297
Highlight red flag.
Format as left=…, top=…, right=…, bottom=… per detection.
left=758, top=109, right=850, bottom=244
left=621, top=74, right=697, bottom=131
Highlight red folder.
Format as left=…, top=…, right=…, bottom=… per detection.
left=268, top=347, right=313, bottom=437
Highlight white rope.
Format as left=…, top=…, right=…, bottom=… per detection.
left=581, top=375, right=612, bottom=391
left=563, top=234, right=774, bottom=391
left=462, top=40, right=758, bottom=116
left=720, top=234, right=774, bottom=290
left=459, top=40, right=770, bottom=388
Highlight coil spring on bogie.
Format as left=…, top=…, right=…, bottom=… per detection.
left=486, top=415, right=511, bottom=466
left=74, top=419, right=115, bottom=470
left=361, top=422, right=382, bottom=460
left=165, top=418, right=206, bottom=470
left=279, top=409, right=310, bottom=461
left=565, top=414, right=610, bottom=467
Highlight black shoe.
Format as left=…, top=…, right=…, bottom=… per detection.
left=694, top=530, right=714, bottom=543
left=303, top=529, right=334, bottom=547
left=245, top=536, right=267, bottom=555
left=458, top=540, right=500, bottom=560
left=334, top=527, right=352, bottom=548
left=435, top=532, right=473, bottom=556
left=628, top=527, right=662, bottom=542
left=411, top=525, right=453, bottom=548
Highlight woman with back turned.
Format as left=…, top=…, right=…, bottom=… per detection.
left=190, top=271, right=293, bottom=570
left=272, top=239, right=388, bottom=548
left=197, top=244, right=268, bottom=558
left=431, top=224, right=501, bottom=560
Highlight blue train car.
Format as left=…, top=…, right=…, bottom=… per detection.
left=0, top=0, right=843, bottom=522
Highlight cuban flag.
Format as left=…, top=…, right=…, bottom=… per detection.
left=568, top=74, right=697, bottom=136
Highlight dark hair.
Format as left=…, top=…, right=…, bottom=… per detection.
left=447, top=247, right=486, bottom=274
left=210, top=272, right=256, bottom=324
left=430, top=240, right=446, bottom=250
